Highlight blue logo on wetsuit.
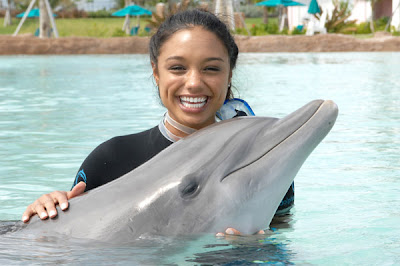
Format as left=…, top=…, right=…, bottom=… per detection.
left=73, top=169, right=87, bottom=186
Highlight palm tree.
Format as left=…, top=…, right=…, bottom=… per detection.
left=213, top=0, right=235, bottom=30
left=4, top=0, right=13, bottom=26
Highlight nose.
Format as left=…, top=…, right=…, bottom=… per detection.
left=185, top=69, right=203, bottom=91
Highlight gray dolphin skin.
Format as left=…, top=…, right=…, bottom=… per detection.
left=23, top=99, right=338, bottom=242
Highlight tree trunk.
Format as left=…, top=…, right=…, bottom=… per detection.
left=263, top=6, right=268, bottom=24
left=39, top=0, right=51, bottom=38
left=168, top=0, right=176, bottom=13
left=4, top=0, right=12, bottom=26
left=385, top=1, right=400, bottom=31
left=370, top=1, right=375, bottom=33
left=123, top=0, right=132, bottom=34
left=283, top=7, right=288, bottom=29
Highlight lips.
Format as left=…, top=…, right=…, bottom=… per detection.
left=179, top=96, right=208, bottom=109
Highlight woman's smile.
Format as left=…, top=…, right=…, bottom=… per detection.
left=179, top=96, right=209, bottom=111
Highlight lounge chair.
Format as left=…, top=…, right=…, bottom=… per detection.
left=306, top=10, right=327, bottom=36
left=130, top=26, right=139, bottom=36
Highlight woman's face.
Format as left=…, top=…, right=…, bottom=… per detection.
left=153, top=26, right=231, bottom=130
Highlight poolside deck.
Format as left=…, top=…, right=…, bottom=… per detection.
left=1, top=33, right=400, bottom=55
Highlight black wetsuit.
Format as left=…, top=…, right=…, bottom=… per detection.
left=72, top=126, right=171, bottom=191
left=72, top=125, right=294, bottom=213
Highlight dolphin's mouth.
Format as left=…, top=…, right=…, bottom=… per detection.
left=220, top=100, right=331, bottom=183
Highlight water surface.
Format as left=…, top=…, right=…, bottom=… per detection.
left=0, top=53, right=399, bottom=264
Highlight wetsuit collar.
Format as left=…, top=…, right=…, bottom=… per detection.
left=159, top=112, right=197, bottom=142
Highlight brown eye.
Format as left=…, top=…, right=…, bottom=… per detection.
left=204, top=67, right=220, bottom=72
left=169, top=66, right=185, bottom=71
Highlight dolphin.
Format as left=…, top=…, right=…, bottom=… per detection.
left=21, top=99, right=338, bottom=242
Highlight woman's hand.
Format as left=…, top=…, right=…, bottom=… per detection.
left=215, top=228, right=265, bottom=237
left=21, top=181, right=86, bottom=223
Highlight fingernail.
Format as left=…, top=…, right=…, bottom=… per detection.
left=22, top=216, right=29, bottom=222
left=215, top=232, right=225, bottom=237
left=60, top=203, right=67, bottom=210
left=40, top=212, right=48, bottom=219
left=49, top=210, right=56, bottom=217
left=225, top=228, right=235, bottom=235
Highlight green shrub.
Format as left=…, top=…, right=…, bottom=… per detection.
left=247, top=22, right=281, bottom=36
left=353, top=17, right=392, bottom=34
left=322, top=0, right=357, bottom=33
left=375, top=16, right=389, bottom=31
left=280, top=28, right=289, bottom=35
left=291, top=26, right=305, bottom=35
left=111, top=28, right=126, bottom=37
left=355, top=22, right=372, bottom=34
left=249, top=24, right=260, bottom=35
left=265, top=22, right=279, bottom=34
left=87, top=9, right=112, bottom=18
left=235, top=27, right=249, bottom=35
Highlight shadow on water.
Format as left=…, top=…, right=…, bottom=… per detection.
left=186, top=237, right=294, bottom=265
left=0, top=214, right=295, bottom=265
left=0, top=220, right=25, bottom=235
left=184, top=214, right=295, bottom=265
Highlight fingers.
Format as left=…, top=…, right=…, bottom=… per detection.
left=215, top=228, right=265, bottom=237
left=21, top=197, right=51, bottom=223
left=257, top=229, right=266, bottom=235
left=21, top=182, right=86, bottom=223
left=215, top=227, right=241, bottom=237
left=60, top=181, right=86, bottom=210
left=22, top=203, right=41, bottom=223
left=47, top=190, right=69, bottom=214
left=67, top=181, right=86, bottom=199
left=21, top=190, right=69, bottom=223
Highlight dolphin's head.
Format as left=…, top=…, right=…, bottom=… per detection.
left=131, top=100, right=338, bottom=236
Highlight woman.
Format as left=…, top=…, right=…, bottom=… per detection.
left=22, top=9, right=293, bottom=236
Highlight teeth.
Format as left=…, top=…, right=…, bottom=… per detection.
left=181, top=101, right=206, bottom=108
left=180, top=96, right=207, bottom=103
left=180, top=96, right=207, bottom=109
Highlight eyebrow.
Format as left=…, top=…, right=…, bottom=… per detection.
left=166, top=56, right=225, bottom=62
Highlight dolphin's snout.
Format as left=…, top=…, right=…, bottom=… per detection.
left=321, top=99, right=339, bottom=112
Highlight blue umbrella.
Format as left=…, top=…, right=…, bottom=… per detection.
left=256, top=0, right=305, bottom=31
left=112, top=5, right=152, bottom=17
left=308, top=0, right=321, bottom=14
left=256, top=0, right=305, bottom=7
left=16, top=8, right=57, bottom=18
left=112, top=5, right=152, bottom=35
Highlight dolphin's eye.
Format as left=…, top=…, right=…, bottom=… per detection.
left=180, top=182, right=199, bottom=198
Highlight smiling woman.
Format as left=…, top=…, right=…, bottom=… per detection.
left=21, top=8, right=240, bottom=224
left=20, top=9, right=292, bottom=237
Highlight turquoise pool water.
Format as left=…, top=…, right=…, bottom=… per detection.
left=0, top=53, right=399, bottom=264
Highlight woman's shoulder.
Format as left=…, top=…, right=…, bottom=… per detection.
left=98, top=125, right=171, bottom=153
left=107, top=126, right=158, bottom=145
